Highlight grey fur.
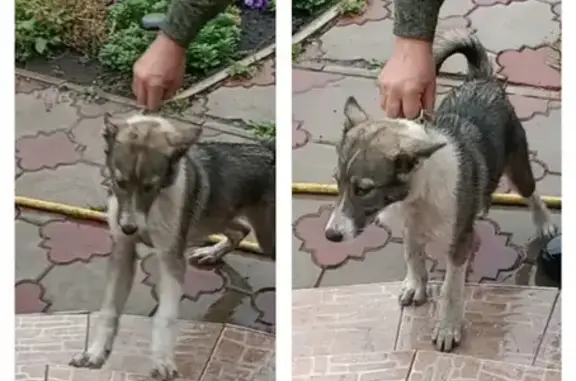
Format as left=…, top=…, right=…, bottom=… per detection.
left=69, top=115, right=275, bottom=380
left=326, top=30, right=558, bottom=353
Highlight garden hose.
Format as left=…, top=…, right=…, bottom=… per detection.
left=15, top=182, right=561, bottom=255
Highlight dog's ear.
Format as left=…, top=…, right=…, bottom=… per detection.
left=343, top=96, right=369, bottom=132
left=395, top=136, right=446, bottom=178
left=102, top=113, right=128, bottom=148
left=166, top=126, right=202, bottom=159
left=412, top=138, right=446, bottom=159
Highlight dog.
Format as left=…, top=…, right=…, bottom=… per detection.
left=69, top=114, right=275, bottom=380
left=324, top=29, right=558, bottom=352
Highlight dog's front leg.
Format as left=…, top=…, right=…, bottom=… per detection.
left=432, top=234, right=471, bottom=352
left=399, top=227, right=429, bottom=306
left=69, top=233, right=137, bottom=368
left=150, top=249, right=186, bottom=381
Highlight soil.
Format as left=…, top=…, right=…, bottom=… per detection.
left=17, top=3, right=276, bottom=99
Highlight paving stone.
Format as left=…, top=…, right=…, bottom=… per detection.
left=69, top=117, right=108, bottom=165
left=318, top=240, right=406, bottom=287
left=499, top=46, right=561, bottom=89
left=469, top=1, right=558, bottom=53
left=292, top=142, right=337, bottom=184
left=249, top=352, right=274, bottom=381
left=16, top=89, right=80, bottom=138
left=222, top=254, right=275, bottom=294
left=294, top=350, right=414, bottom=381
left=87, top=314, right=222, bottom=379
left=15, top=364, right=46, bottom=381
left=41, top=256, right=156, bottom=315
left=407, top=350, right=561, bottom=381
left=15, top=314, right=88, bottom=365
left=18, top=208, right=67, bottom=225
left=16, top=281, right=49, bottom=313
left=534, top=294, right=561, bottom=369
left=396, top=283, right=558, bottom=365
left=72, top=98, right=133, bottom=119
left=523, top=107, right=561, bottom=174
left=535, top=173, right=560, bottom=198
left=201, top=326, right=274, bottom=381
left=16, top=130, right=82, bottom=171
left=203, top=85, right=275, bottom=123
left=293, top=283, right=402, bottom=358
left=15, top=219, right=50, bottom=282
left=16, top=163, right=108, bottom=207
left=46, top=365, right=185, bottom=381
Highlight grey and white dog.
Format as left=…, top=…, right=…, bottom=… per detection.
left=325, top=30, right=558, bottom=352
left=69, top=114, right=275, bottom=380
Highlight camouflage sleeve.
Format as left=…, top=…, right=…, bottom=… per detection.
left=161, top=0, right=232, bottom=48
left=392, top=0, right=445, bottom=41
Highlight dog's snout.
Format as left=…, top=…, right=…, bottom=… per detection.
left=121, top=224, right=138, bottom=235
left=325, top=228, right=344, bottom=242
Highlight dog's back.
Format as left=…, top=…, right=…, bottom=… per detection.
left=432, top=31, right=522, bottom=219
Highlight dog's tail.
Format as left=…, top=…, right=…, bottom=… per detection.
left=433, top=29, right=493, bottom=80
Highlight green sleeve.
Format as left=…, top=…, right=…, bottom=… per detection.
left=161, top=0, right=232, bottom=48
left=393, top=0, right=445, bottom=41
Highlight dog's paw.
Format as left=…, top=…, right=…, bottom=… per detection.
left=188, top=246, right=225, bottom=265
left=398, top=282, right=427, bottom=306
left=69, top=351, right=108, bottom=369
left=431, top=319, right=463, bottom=352
left=537, top=222, right=560, bottom=240
left=150, top=357, right=179, bottom=381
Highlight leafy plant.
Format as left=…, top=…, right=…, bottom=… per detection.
left=247, top=121, right=276, bottom=140
left=293, top=0, right=333, bottom=14
left=15, top=0, right=69, bottom=61
left=98, top=23, right=155, bottom=73
left=227, top=62, right=255, bottom=79
left=339, top=0, right=366, bottom=16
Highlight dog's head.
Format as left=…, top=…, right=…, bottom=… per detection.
left=324, top=96, right=446, bottom=242
left=102, top=113, right=201, bottom=236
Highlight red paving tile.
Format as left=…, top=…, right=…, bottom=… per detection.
left=16, top=131, right=81, bottom=171
left=498, top=47, right=561, bottom=89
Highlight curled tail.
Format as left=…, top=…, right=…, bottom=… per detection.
left=433, top=29, right=493, bottom=80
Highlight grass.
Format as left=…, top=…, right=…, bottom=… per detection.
left=247, top=120, right=276, bottom=140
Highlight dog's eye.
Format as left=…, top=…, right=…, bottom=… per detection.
left=353, top=184, right=373, bottom=197
left=142, top=183, right=155, bottom=192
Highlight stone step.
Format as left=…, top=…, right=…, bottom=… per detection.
left=293, top=349, right=561, bottom=381
left=293, top=281, right=561, bottom=375
left=16, top=312, right=275, bottom=381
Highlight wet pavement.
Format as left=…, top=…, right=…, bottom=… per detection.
left=15, top=58, right=275, bottom=380
left=292, top=0, right=562, bottom=290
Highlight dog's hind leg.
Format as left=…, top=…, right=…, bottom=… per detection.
left=188, top=218, right=251, bottom=264
left=432, top=232, right=472, bottom=352
left=505, top=119, right=558, bottom=238
left=69, top=233, right=137, bottom=368
left=246, top=203, right=276, bottom=259
left=151, top=250, right=186, bottom=381
left=399, top=226, right=428, bottom=306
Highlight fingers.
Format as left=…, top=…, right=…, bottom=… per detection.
left=132, top=76, right=166, bottom=111
left=145, top=84, right=165, bottom=111
left=422, top=79, right=436, bottom=114
left=133, top=77, right=147, bottom=109
left=383, top=87, right=402, bottom=118
left=400, top=88, right=421, bottom=119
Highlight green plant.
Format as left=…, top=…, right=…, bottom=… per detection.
left=292, top=43, right=303, bottom=60
left=339, top=0, right=366, bottom=16
left=267, top=0, right=276, bottom=11
left=228, top=62, right=254, bottom=79
left=247, top=121, right=276, bottom=140
left=15, top=0, right=69, bottom=61
left=99, top=2, right=241, bottom=75
left=293, top=0, right=333, bottom=14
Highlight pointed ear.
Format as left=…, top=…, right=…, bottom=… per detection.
left=413, top=139, right=446, bottom=159
left=343, top=96, right=369, bottom=132
left=166, top=126, right=202, bottom=158
left=102, top=113, right=128, bottom=150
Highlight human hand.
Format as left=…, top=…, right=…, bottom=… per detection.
left=132, top=32, right=187, bottom=111
left=378, top=37, right=436, bottom=119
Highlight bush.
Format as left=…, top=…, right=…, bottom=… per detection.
left=15, top=0, right=107, bottom=61
left=293, top=0, right=334, bottom=14
left=98, top=0, right=241, bottom=75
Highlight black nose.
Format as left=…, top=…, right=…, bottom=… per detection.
left=325, top=228, right=343, bottom=242
left=121, top=224, right=138, bottom=235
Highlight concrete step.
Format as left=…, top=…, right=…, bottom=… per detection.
left=293, top=281, right=561, bottom=379
left=16, top=312, right=275, bottom=381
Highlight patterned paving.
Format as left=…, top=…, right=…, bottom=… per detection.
left=292, top=283, right=561, bottom=380
left=15, top=313, right=274, bottom=381
left=292, top=0, right=561, bottom=289
left=15, top=58, right=276, bottom=328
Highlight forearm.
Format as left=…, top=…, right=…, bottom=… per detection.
left=393, top=0, right=445, bottom=41
left=161, top=0, right=232, bottom=48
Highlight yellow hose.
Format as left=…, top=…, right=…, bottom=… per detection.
left=15, top=182, right=561, bottom=255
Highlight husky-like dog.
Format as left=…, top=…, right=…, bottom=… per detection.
left=325, top=30, right=558, bottom=352
left=69, top=114, right=275, bottom=380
